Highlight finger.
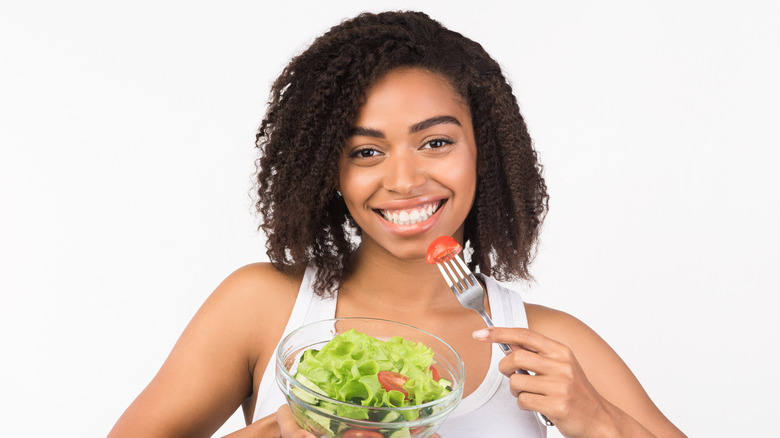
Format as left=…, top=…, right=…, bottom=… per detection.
left=507, top=371, right=550, bottom=398
left=496, top=347, right=555, bottom=377
left=472, top=327, right=565, bottom=357
left=515, top=390, right=556, bottom=418
left=276, top=405, right=316, bottom=438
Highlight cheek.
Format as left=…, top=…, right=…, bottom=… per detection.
left=338, top=168, right=375, bottom=208
left=447, top=154, right=478, bottom=199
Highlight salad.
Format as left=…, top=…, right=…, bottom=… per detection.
left=291, top=329, right=453, bottom=437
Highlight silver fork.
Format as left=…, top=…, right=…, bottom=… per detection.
left=435, top=253, right=555, bottom=427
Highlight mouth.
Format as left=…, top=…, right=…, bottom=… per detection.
left=375, top=200, right=446, bottom=226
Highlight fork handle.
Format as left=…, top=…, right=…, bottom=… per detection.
left=480, top=312, right=555, bottom=427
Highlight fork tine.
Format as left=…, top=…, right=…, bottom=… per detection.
left=443, top=259, right=468, bottom=292
left=447, top=254, right=475, bottom=288
left=453, top=255, right=477, bottom=285
left=435, top=263, right=454, bottom=288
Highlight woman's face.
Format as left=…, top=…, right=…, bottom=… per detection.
left=338, top=68, right=478, bottom=262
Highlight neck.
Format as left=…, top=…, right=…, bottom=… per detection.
left=340, top=245, right=457, bottom=314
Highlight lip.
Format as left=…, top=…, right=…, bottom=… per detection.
left=371, top=196, right=447, bottom=211
left=373, top=197, right=448, bottom=237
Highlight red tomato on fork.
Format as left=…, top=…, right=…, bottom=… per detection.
left=377, top=371, right=410, bottom=399
left=426, top=236, right=462, bottom=264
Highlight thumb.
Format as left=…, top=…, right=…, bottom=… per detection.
left=276, top=404, right=316, bottom=438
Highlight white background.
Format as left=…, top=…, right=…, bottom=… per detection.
left=1, top=1, right=778, bottom=437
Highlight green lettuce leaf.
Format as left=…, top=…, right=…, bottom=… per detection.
left=293, top=329, right=447, bottom=419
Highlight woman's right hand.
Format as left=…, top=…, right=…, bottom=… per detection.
left=276, top=405, right=316, bottom=438
left=222, top=406, right=313, bottom=438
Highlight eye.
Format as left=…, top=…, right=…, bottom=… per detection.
left=349, top=147, right=382, bottom=159
left=422, top=138, right=454, bottom=149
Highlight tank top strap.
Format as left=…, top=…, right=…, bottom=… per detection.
left=299, top=264, right=339, bottom=323
left=484, top=276, right=529, bottom=329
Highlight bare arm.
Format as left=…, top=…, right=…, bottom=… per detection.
left=108, top=264, right=300, bottom=438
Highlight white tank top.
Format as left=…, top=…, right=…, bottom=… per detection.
left=253, top=265, right=546, bottom=437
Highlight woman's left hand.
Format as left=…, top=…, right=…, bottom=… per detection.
left=473, top=327, right=622, bottom=438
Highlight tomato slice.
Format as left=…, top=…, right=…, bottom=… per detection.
left=341, top=430, right=385, bottom=438
left=429, top=365, right=440, bottom=382
left=377, top=371, right=409, bottom=399
left=410, top=426, right=427, bottom=436
left=426, top=236, right=462, bottom=264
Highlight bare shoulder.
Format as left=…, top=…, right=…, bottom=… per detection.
left=210, top=262, right=302, bottom=311
left=524, top=302, right=628, bottom=384
left=524, top=303, right=604, bottom=351
left=204, top=262, right=302, bottom=351
left=525, top=303, right=628, bottom=364
left=215, top=262, right=302, bottom=295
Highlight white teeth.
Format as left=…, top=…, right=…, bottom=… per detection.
left=380, top=202, right=440, bottom=225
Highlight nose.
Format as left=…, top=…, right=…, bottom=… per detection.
left=382, top=150, right=427, bottom=194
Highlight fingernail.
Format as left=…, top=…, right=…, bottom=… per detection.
left=472, top=329, right=489, bottom=339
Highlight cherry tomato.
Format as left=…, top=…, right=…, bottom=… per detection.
left=377, top=371, right=409, bottom=399
left=426, top=236, right=462, bottom=264
left=429, top=365, right=440, bottom=382
left=341, top=430, right=385, bottom=438
left=410, top=426, right=427, bottom=436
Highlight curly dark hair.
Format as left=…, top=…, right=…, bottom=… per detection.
left=255, top=10, right=548, bottom=296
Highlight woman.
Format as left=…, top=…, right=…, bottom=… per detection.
left=108, top=11, right=685, bottom=437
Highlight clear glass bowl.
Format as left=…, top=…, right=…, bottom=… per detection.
left=276, top=318, right=465, bottom=438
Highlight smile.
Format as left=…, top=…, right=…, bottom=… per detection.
left=377, top=201, right=444, bottom=225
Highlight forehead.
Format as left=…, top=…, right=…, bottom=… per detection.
left=354, top=68, right=470, bottom=127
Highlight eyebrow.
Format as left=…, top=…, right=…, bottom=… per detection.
left=348, top=115, right=462, bottom=139
left=349, top=126, right=385, bottom=138
left=410, top=115, right=461, bottom=133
